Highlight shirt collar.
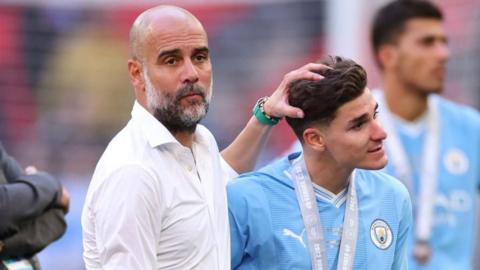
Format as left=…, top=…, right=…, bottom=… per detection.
left=312, top=182, right=348, bottom=208
left=289, top=152, right=348, bottom=208
left=131, top=100, right=179, bottom=148
left=131, top=100, right=210, bottom=150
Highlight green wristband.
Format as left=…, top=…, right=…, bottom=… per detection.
left=252, top=97, right=281, bottom=126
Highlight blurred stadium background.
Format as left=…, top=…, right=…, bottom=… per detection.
left=0, top=0, right=478, bottom=269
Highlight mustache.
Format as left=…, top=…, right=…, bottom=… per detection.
left=175, top=83, right=207, bottom=100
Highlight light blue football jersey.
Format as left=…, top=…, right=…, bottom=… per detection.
left=375, top=94, right=480, bottom=270
left=287, top=140, right=302, bottom=155
left=228, top=153, right=412, bottom=270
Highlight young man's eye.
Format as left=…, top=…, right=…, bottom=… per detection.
left=351, top=122, right=365, bottom=130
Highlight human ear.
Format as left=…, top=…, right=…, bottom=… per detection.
left=378, top=45, right=398, bottom=70
left=302, top=127, right=326, bottom=152
left=127, top=58, right=145, bottom=94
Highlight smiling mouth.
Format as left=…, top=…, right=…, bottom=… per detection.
left=368, top=145, right=383, bottom=153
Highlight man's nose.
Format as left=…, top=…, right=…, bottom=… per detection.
left=372, top=119, right=387, bottom=141
left=181, top=59, right=199, bottom=84
left=436, top=41, right=450, bottom=62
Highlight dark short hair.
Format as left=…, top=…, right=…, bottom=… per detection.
left=371, top=0, right=443, bottom=66
left=286, top=56, right=367, bottom=142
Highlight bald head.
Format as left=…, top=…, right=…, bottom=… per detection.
left=129, top=5, right=206, bottom=62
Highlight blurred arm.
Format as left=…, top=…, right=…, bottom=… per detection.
left=0, top=143, right=64, bottom=236
left=0, top=208, right=66, bottom=259
left=0, top=172, right=64, bottom=235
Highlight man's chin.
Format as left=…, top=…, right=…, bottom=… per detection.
left=183, top=104, right=209, bottom=121
left=427, top=87, right=442, bottom=94
left=423, top=82, right=444, bottom=94
left=358, top=158, right=388, bottom=170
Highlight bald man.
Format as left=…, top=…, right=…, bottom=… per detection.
left=81, top=5, right=325, bottom=270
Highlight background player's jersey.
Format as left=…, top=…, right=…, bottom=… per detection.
left=227, top=153, right=412, bottom=270
left=374, top=92, right=480, bottom=270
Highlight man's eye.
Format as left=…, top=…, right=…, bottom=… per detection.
left=351, top=122, right=365, bottom=130
left=194, top=54, right=207, bottom=62
left=166, top=58, right=177, bottom=65
left=420, top=37, right=435, bottom=47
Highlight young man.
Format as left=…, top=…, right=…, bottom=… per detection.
left=228, top=56, right=412, bottom=269
left=81, top=5, right=325, bottom=270
left=371, top=1, right=480, bottom=269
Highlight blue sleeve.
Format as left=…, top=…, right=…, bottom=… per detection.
left=474, top=112, right=480, bottom=191
left=454, top=106, right=480, bottom=191
left=289, top=140, right=302, bottom=154
left=227, top=181, right=249, bottom=269
left=392, top=190, right=413, bottom=270
left=228, top=176, right=274, bottom=269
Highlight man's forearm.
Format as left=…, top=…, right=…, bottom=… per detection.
left=0, top=208, right=66, bottom=259
left=220, top=62, right=327, bottom=174
left=0, top=173, right=62, bottom=235
left=221, top=116, right=272, bottom=174
left=0, top=146, right=24, bottom=183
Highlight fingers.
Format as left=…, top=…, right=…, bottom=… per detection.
left=288, top=70, right=323, bottom=81
left=282, top=105, right=304, bottom=119
left=25, top=166, right=37, bottom=175
left=284, top=63, right=328, bottom=82
left=263, top=62, right=326, bottom=120
left=60, top=187, right=70, bottom=214
left=301, top=62, right=331, bottom=71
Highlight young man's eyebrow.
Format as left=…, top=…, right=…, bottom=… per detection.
left=348, top=103, right=378, bottom=127
left=348, top=113, right=369, bottom=126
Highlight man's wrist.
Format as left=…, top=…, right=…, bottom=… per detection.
left=252, top=96, right=281, bottom=126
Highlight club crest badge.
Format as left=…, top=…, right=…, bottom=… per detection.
left=443, top=148, right=469, bottom=175
left=370, top=219, right=393, bottom=249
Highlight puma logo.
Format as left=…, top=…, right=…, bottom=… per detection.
left=283, top=228, right=306, bottom=248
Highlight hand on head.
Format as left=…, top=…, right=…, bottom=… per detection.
left=263, top=63, right=329, bottom=119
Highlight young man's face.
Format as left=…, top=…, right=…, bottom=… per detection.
left=322, top=88, right=388, bottom=170
left=391, top=18, right=450, bottom=94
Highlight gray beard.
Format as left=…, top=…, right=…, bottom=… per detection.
left=149, top=83, right=210, bottom=134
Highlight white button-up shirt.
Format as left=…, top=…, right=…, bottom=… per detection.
left=82, top=101, right=236, bottom=270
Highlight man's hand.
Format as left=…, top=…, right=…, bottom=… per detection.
left=25, top=166, right=37, bottom=175
left=59, top=187, right=70, bottom=214
left=26, top=166, right=70, bottom=214
left=263, top=63, right=328, bottom=119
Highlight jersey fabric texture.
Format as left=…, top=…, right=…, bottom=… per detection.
left=376, top=94, right=480, bottom=270
left=227, top=153, right=412, bottom=270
